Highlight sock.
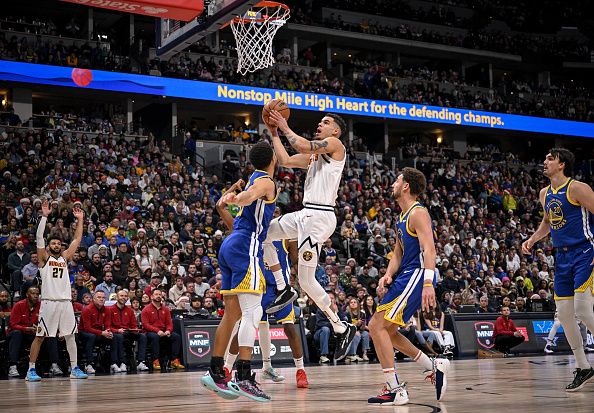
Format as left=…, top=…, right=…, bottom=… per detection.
left=65, top=335, right=78, bottom=369
left=273, top=269, right=286, bottom=290
left=299, top=266, right=346, bottom=335
left=224, top=353, right=238, bottom=372
left=236, top=359, right=252, bottom=381
left=414, top=350, right=434, bottom=371
left=383, top=367, right=399, bottom=389
left=211, top=356, right=225, bottom=376
left=259, top=322, right=272, bottom=370
left=294, top=356, right=304, bottom=370
left=29, top=362, right=35, bottom=369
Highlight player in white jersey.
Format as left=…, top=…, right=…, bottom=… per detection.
left=263, top=111, right=357, bottom=361
left=25, top=199, right=88, bottom=381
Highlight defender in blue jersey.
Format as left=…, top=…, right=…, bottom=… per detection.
left=367, top=168, right=449, bottom=406
left=522, top=148, right=594, bottom=391
left=201, top=141, right=277, bottom=402
left=216, top=202, right=310, bottom=389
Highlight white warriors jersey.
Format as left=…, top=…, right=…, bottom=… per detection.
left=40, top=255, right=71, bottom=300
left=303, top=148, right=346, bottom=207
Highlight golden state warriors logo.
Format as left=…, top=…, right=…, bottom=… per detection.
left=546, top=199, right=567, bottom=230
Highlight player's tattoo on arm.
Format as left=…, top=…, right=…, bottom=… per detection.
left=285, top=132, right=298, bottom=146
left=310, top=140, right=328, bottom=152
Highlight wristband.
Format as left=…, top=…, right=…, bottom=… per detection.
left=423, top=269, right=435, bottom=283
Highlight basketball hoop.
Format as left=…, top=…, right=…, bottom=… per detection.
left=224, top=1, right=290, bottom=75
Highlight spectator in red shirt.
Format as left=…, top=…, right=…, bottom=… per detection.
left=8, top=287, right=60, bottom=377
left=494, top=306, right=524, bottom=355
left=144, top=274, right=163, bottom=297
left=141, top=288, right=184, bottom=370
left=106, top=290, right=149, bottom=372
left=79, top=290, right=116, bottom=374
left=0, top=290, right=11, bottom=317
left=70, top=287, right=84, bottom=312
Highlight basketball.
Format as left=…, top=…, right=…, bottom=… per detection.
left=71, top=68, right=93, bottom=87
left=262, top=98, right=290, bottom=125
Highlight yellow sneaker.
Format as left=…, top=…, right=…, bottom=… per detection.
left=171, top=359, right=185, bottom=369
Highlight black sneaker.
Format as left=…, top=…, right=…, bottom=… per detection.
left=265, top=285, right=298, bottom=314
left=334, top=322, right=357, bottom=362
left=566, top=368, right=594, bottom=392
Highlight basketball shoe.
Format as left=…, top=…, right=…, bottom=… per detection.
left=261, top=366, right=285, bottom=382
left=425, top=358, right=450, bottom=400
left=368, top=383, right=409, bottom=405
left=265, top=285, right=298, bottom=314
left=334, top=321, right=357, bottom=361
left=201, top=370, right=239, bottom=400
left=296, top=369, right=309, bottom=388
left=228, top=372, right=272, bottom=402
left=566, top=368, right=594, bottom=392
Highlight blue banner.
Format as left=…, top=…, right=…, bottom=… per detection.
left=1, top=60, right=593, bottom=138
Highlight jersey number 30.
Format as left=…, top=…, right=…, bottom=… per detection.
left=52, top=268, right=64, bottom=278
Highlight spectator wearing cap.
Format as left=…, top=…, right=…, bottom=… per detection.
left=493, top=306, right=524, bottom=355
left=444, top=236, right=457, bottom=257
left=111, top=256, right=125, bottom=285
left=194, top=273, right=210, bottom=297
left=144, top=273, right=163, bottom=297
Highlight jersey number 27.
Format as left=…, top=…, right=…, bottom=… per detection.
left=52, top=268, right=65, bottom=278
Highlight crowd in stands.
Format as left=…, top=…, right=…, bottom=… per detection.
left=2, top=120, right=593, bottom=369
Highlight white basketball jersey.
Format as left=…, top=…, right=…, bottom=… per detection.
left=40, top=255, right=71, bottom=300
left=303, top=148, right=345, bottom=207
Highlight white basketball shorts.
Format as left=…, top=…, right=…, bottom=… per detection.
left=37, top=300, right=78, bottom=337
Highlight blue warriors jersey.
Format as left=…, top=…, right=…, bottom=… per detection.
left=396, top=202, right=431, bottom=271
left=544, top=178, right=594, bottom=248
left=233, top=170, right=277, bottom=248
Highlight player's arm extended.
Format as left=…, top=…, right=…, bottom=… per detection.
left=270, top=130, right=310, bottom=169
left=222, top=178, right=275, bottom=207
left=570, top=180, right=594, bottom=214
left=63, top=207, right=84, bottom=261
left=269, top=111, right=343, bottom=157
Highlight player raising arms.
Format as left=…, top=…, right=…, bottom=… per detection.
left=367, top=168, right=449, bottom=406
left=522, top=148, right=594, bottom=391
left=201, top=141, right=277, bottom=402
left=26, top=200, right=88, bottom=381
left=263, top=110, right=356, bottom=361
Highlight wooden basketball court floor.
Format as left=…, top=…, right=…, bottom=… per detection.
left=1, top=355, right=592, bottom=413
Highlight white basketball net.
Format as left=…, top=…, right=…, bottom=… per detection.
left=230, top=3, right=290, bottom=75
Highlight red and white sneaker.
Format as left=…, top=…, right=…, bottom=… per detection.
left=425, top=358, right=450, bottom=401
left=296, top=369, right=309, bottom=388
left=367, top=383, right=409, bottom=406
